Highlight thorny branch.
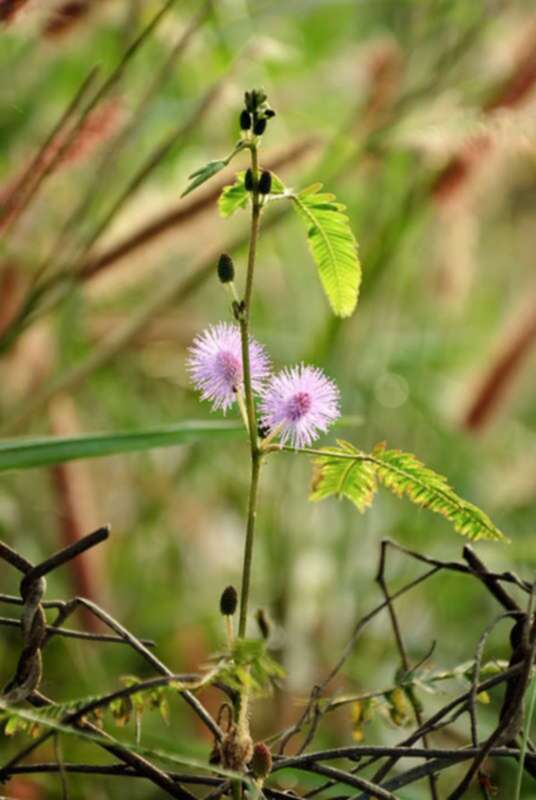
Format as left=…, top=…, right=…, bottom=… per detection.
left=0, top=529, right=221, bottom=799
left=2, top=532, right=535, bottom=799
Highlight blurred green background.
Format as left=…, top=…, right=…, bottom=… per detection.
left=1, top=0, right=535, bottom=797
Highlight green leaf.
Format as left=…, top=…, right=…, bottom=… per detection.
left=292, top=185, right=361, bottom=317
left=216, top=638, right=285, bottom=696
left=310, top=440, right=376, bottom=512
left=181, top=143, right=245, bottom=199
left=0, top=420, right=242, bottom=472
left=218, top=171, right=250, bottom=217
left=4, top=714, right=29, bottom=736
left=218, top=171, right=287, bottom=217
left=371, top=444, right=506, bottom=542
left=308, top=440, right=505, bottom=541
left=181, top=159, right=228, bottom=198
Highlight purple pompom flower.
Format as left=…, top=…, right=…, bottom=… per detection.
left=259, top=364, right=340, bottom=448
left=187, top=322, right=270, bottom=413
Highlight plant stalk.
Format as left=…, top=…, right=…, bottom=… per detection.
left=238, top=452, right=261, bottom=638
left=238, top=142, right=262, bottom=637
left=234, top=140, right=263, bottom=800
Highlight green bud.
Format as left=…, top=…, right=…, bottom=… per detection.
left=254, top=88, right=267, bottom=105
left=220, top=585, right=238, bottom=616
left=258, top=171, right=272, bottom=195
left=217, top=253, right=235, bottom=284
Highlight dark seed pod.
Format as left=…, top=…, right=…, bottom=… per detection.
left=220, top=585, right=238, bottom=616
left=253, top=117, right=267, bottom=136
left=258, top=171, right=272, bottom=195
left=239, top=109, right=251, bottom=131
left=217, top=253, right=235, bottom=284
left=250, top=742, right=272, bottom=780
left=264, top=108, right=276, bottom=118
left=244, top=168, right=255, bottom=191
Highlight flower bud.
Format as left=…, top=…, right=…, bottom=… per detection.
left=217, top=253, right=235, bottom=284
left=264, top=108, right=276, bottom=118
left=239, top=110, right=251, bottom=131
left=244, top=91, right=254, bottom=111
left=255, top=608, right=271, bottom=640
left=254, top=89, right=267, bottom=105
left=221, top=726, right=253, bottom=771
left=220, top=585, right=238, bottom=616
left=258, top=171, right=272, bottom=195
left=253, top=117, right=267, bottom=136
left=257, top=422, right=270, bottom=439
left=244, top=168, right=255, bottom=191
left=250, top=742, right=272, bottom=780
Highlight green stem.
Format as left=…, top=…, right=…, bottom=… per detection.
left=234, top=141, right=263, bottom=800
left=238, top=452, right=261, bottom=638
left=239, top=145, right=261, bottom=455
left=237, top=143, right=262, bottom=638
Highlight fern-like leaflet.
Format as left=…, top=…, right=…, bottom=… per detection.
left=310, top=440, right=505, bottom=541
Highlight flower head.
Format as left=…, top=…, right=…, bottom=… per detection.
left=187, top=323, right=270, bottom=413
left=259, top=364, right=340, bottom=448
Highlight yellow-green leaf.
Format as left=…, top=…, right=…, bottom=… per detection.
left=292, top=185, right=361, bottom=317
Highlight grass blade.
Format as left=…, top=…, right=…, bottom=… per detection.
left=0, top=421, right=242, bottom=471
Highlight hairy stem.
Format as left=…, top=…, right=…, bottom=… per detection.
left=233, top=142, right=263, bottom=800
left=239, top=145, right=261, bottom=454
left=238, top=142, right=262, bottom=638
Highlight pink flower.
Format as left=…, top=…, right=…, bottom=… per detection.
left=187, top=323, right=270, bottom=413
left=259, top=364, right=340, bottom=447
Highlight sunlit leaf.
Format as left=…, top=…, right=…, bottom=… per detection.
left=219, top=171, right=250, bottom=217
left=310, top=440, right=376, bottom=511
left=292, top=185, right=361, bottom=317
left=309, top=440, right=505, bottom=541
left=371, top=443, right=506, bottom=542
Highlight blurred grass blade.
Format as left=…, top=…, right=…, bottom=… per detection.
left=0, top=421, right=242, bottom=471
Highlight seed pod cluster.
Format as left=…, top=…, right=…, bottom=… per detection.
left=240, top=88, right=276, bottom=138
left=244, top=168, right=272, bottom=196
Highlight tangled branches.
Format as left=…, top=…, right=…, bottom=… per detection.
left=1, top=532, right=535, bottom=799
